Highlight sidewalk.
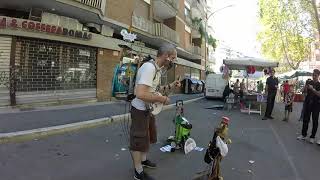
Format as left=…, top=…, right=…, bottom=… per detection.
left=0, top=94, right=203, bottom=134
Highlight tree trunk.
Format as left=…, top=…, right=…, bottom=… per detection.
left=311, top=0, right=320, bottom=39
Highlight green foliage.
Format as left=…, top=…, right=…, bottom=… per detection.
left=205, top=65, right=215, bottom=74
left=191, top=17, right=206, bottom=38
left=257, top=0, right=315, bottom=70
left=208, top=35, right=217, bottom=50
left=191, top=17, right=217, bottom=50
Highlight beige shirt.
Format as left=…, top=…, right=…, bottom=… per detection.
left=131, top=61, right=161, bottom=110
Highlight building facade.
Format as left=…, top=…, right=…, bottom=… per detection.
left=0, top=0, right=208, bottom=106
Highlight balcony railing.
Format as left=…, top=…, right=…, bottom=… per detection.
left=191, top=1, right=206, bottom=19
left=162, top=0, right=178, bottom=10
left=193, top=46, right=201, bottom=56
left=73, top=0, right=106, bottom=14
left=186, top=45, right=202, bottom=56
left=131, top=15, right=179, bottom=44
left=154, top=23, right=180, bottom=44
left=74, top=0, right=104, bottom=9
left=132, top=15, right=154, bottom=35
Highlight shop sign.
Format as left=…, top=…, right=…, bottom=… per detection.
left=0, top=16, right=92, bottom=40
left=121, top=29, right=137, bottom=42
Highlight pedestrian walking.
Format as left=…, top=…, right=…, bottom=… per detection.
left=297, top=69, right=320, bottom=144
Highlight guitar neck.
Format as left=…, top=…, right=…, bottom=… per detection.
left=163, top=86, right=175, bottom=96
left=163, top=76, right=181, bottom=96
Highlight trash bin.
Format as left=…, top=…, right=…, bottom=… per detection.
left=196, top=80, right=203, bottom=93
left=183, top=78, right=199, bottom=94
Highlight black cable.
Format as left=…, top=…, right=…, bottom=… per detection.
left=119, top=101, right=127, bottom=145
left=124, top=101, right=130, bottom=144
left=126, top=102, right=131, bottom=143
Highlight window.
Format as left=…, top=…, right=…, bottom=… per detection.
left=184, top=7, right=191, bottom=18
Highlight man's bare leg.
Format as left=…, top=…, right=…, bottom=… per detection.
left=131, top=151, right=143, bottom=173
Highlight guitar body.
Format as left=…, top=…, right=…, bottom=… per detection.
left=149, top=76, right=181, bottom=115
left=150, top=92, right=164, bottom=115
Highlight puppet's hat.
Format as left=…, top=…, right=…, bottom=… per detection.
left=221, top=116, right=230, bottom=125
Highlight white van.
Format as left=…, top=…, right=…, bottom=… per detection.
left=205, top=73, right=228, bottom=99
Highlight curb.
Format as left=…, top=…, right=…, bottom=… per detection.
left=0, top=97, right=203, bottom=144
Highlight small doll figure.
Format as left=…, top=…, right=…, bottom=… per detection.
left=204, top=116, right=232, bottom=180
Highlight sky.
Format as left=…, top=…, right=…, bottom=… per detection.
left=207, top=0, right=262, bottom=72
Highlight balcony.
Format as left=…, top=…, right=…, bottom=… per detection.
left=0, top=0, right=107, bottom=28
left=131, top=15, right=179, bottom=44
left=186, top=45, right=202, bottom=56
left=132, top=15, right=154, bottom=35
left=154, top=23, right=180, bottom=44
left=74, top=0, right=103, bottom=9
left=191, top=28, right=201, bottom=39
left=153, top=0, right=178, bottom=19
left=191, top=0, right=206, bottom=19
left=73, top=0, right=106, bottom=14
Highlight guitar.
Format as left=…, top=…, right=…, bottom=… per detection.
left=149, top=76, right=181, bottom=115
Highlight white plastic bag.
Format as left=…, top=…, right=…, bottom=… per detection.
left=216, top=136, right=228, bottom=157
left=184, top=138, right=196, bottom=154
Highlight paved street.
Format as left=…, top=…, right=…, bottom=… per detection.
left=0, top=94, right=203, bottom=133
left=1, top=99, right=320, bottom=180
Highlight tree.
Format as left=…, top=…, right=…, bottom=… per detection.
left=257, top=0, right=316, bottom=70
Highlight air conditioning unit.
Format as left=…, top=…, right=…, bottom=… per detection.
left=101, top=25, right=114, bottom=37
left=86, top=22, right=101, bottom=34
left=82, top=26, right=89, bottom=32
left=29, top=8, right=42, bottom=21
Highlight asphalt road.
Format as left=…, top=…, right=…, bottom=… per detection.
left=1, top=99, right=320, bottom=180
left=0, top=93, right=203, bottom=133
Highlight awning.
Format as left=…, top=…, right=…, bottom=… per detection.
left=190, top=79, right=198, bottom=84
left=289, top=70, right=312, bottom=78
left=233, top=71, right=264, bottom=79
left=197, top=80, right=203, bottom=84
left=278, top=70, right=313, bottom=79
left=223, top=57, right=279, bottom=70
left=186, top=78, right=198, bottom=84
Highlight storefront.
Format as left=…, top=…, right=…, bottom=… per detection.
left=14, top=37, right=97, bottom=104
left=1, top=13, right=206, bottom=105
left=0, top=35, right=11, bottom=106
left=0, top=16, right=99, bottom=105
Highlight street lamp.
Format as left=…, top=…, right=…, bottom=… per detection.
left=206, top=4, right=235, bottom=22
left=204, top=4, right=235, bottom=74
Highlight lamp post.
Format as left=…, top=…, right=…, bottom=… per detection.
left=204, top=4, right=235, bottom=75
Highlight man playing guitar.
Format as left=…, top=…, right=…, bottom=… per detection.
left=130, top=43, right=181, bottom=180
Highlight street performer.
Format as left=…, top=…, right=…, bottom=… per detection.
left=130, top=43, right=181, bottom=180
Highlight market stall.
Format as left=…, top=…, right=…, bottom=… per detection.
left=277, top=69, right=312, bottom=102
left=223, top=58, right=279, bottom=115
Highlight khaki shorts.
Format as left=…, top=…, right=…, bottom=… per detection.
left=129, top=106, right=157, bottom=152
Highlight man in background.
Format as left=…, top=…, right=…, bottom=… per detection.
left=262, top=69, right=278, bottom=120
